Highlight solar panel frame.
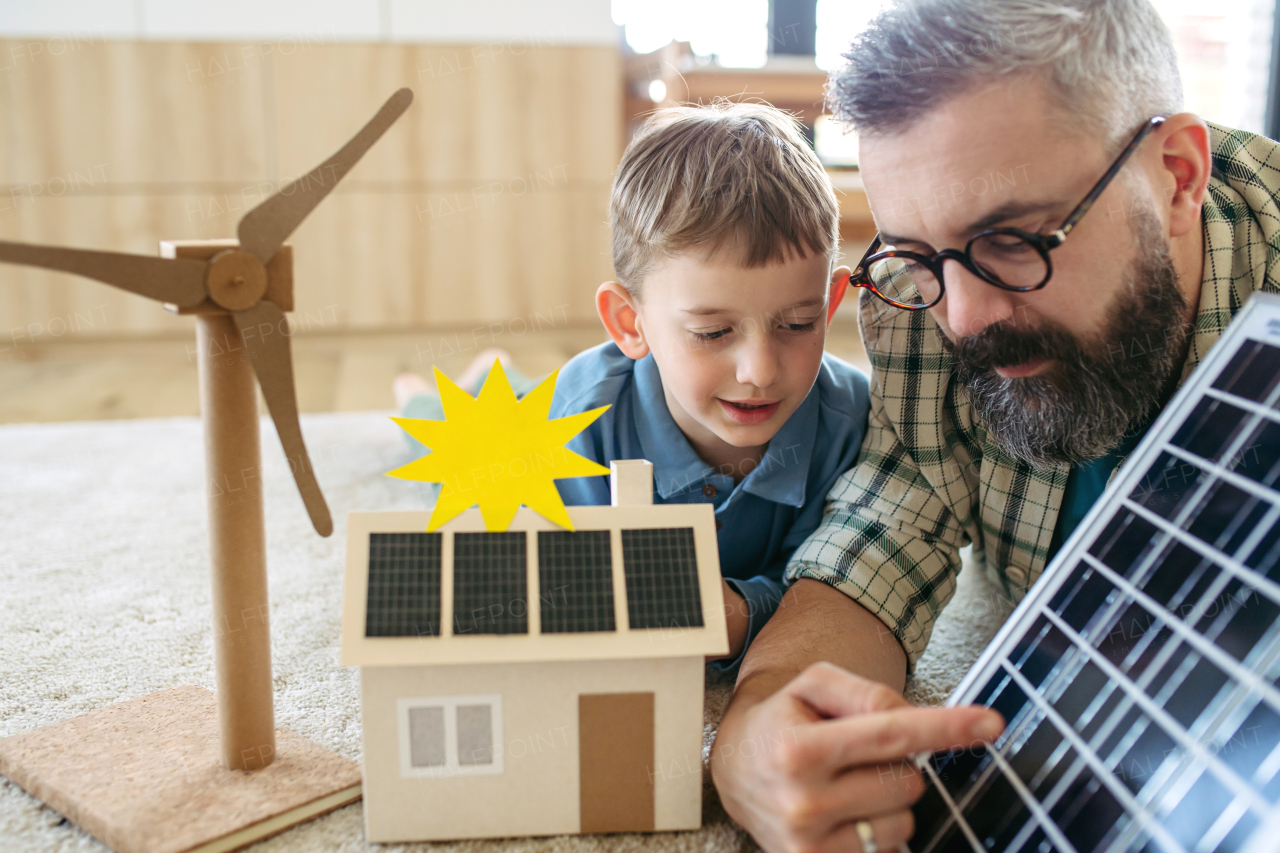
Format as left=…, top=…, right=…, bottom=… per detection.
left=912, top=293, right=1280, bottom=853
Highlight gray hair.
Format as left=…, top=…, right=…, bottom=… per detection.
left=829, top=0, right=1184, bottom=145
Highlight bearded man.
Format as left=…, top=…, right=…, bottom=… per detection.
left=709, top=2, right=1280, bottom=852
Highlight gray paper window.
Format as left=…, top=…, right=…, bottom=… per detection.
left=407, top=705, right=446, bottom=767
left=456, top=704, right=493, bottom=766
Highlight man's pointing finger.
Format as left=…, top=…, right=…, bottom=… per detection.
left=798, top=705, right=1005, bottom=774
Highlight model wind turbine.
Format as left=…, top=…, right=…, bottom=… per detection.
left=0, top=89, right=413, bottom=853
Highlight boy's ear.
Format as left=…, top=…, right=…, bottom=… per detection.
left=596, top=281, right=650, bottom=359
left=826, top=266, right=852, bottom=326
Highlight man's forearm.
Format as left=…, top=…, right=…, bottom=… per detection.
left=732, top=578, right=908, bottom=705
left=710, top=579, right=939, bottom=853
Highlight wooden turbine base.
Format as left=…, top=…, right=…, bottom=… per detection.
left=0, top=686, right=362, bottom=853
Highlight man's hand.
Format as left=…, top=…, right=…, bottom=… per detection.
left=710, top=580, right=1004, bottom=853
left=712, top=662, right=1003, bottom=853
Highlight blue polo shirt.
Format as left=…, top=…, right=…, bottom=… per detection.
left=549, top=342, right=870, bottom=669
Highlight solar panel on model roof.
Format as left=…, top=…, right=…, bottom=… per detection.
left=537, top=530, right=617, bottom=634
left=910, top=293, right=1280, bottom=853
left=365, top=532, right=442, bottom=637
left=622, top=527, right=706, bottom=631
left=452, top=532, right=528, bottom=636
left=360, top=523, right=711, bottom=639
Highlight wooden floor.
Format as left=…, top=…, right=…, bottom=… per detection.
left=0, top=322, right=870, bottom=424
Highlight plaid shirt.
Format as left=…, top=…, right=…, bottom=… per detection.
left=786, top=123, right=1280, bottom=666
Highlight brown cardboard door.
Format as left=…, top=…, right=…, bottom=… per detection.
left=578, top=692, right=655, bottom=833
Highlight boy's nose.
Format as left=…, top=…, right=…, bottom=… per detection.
left=735, top=335, right=780, bottom=390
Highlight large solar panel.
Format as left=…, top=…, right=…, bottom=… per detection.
left=910, top=294, right=1280, bottom=853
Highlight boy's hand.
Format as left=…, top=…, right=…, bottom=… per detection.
left=708, top=579, right=750, bottom=662
left=711, top=662, right=1004, bottom=853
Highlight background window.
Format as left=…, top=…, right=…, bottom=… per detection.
left=1149, top=0, right=1275, bottom=135
left=614, top=0, right=1276, bottom=143
left=399, top=695, right=504, bottom=778
left=621, top=528, right=705, bottom=630
left=538, top=530, right=617, bottom=634
left=453, top=532, right=528, bottom=635
left=365, top=532, right=442, bottom=637
left=613, top=0, right=769, bottom=67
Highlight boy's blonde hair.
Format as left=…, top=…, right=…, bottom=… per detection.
left=609, top=101, right=839, bottom=293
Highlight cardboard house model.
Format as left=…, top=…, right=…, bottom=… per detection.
left=341, top=460, right=729, bottom=842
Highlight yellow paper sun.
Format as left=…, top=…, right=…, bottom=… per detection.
left=387, top=360, right=610, bottom=532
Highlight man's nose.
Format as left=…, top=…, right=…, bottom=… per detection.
left=937, top=258, right=1019, bottom=338
left=736, top=329, right=780, bottom=389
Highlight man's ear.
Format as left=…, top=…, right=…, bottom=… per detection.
left=596, top=281, right=650, bottom=359
left=1155, top=113, right=1211, bottom=240
left=826, top=266, right=852, bottom=327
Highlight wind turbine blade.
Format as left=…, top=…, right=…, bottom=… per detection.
left=0, top=240, right=207, bottom=307
left=231, top=301, right=334, bottom=537
left=236, top=88, right=414, bottom=265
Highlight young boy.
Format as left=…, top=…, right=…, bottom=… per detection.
left=548, top=102, right=870, bottom=669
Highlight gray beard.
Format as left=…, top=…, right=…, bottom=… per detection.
left=942, top=218, right=1189, bottom=469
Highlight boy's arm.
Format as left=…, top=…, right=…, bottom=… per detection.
left=708, top=579, right=751, bottom=662
left=708, top=567, right=785, bottom=666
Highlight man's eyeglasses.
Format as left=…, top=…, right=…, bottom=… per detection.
left=849, top=116, right=1167, bottom=310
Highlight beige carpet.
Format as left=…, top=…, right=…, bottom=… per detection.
left=0, top=412, right=1015, bottom=852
